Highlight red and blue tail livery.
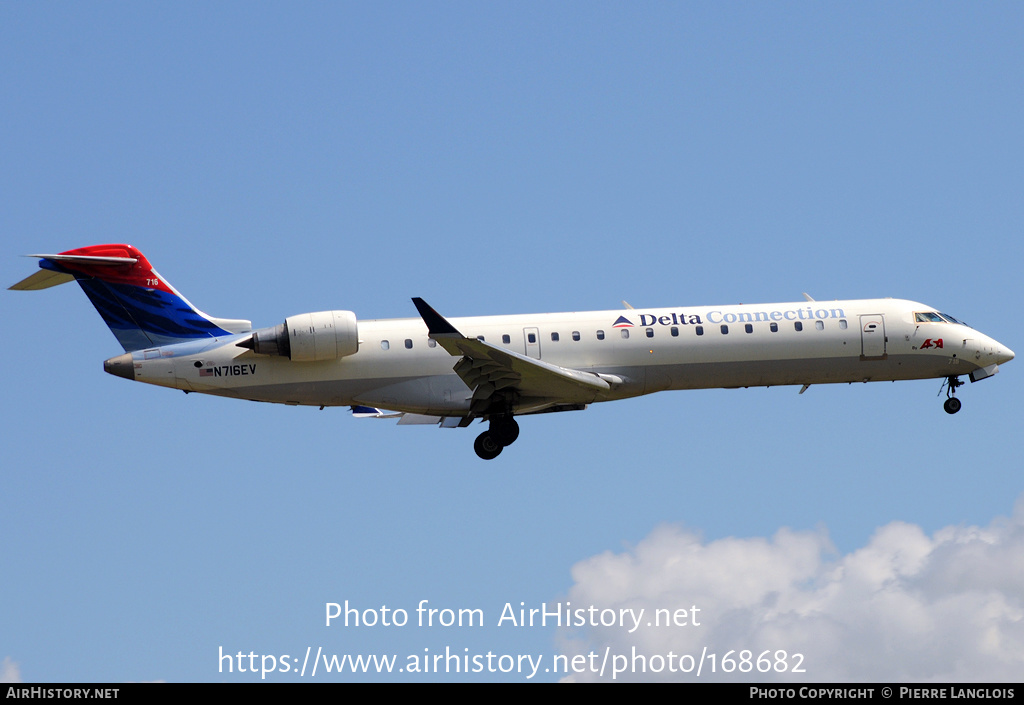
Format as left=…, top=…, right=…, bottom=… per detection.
left=10, top=244, right=1014, bottom=459
left=11, top=244, right=251, bottom=352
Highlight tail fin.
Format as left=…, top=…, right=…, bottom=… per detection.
left=10, top=244, right=251, bottom=351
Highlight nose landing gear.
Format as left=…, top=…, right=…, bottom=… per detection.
left=942, top=376, right=964, bottom=414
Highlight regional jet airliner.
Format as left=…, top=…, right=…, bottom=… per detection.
left=11, top=245, right=1014, bottom=459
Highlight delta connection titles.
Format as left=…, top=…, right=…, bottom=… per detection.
left=618, top=304, right=847, bottom=328
left=326, top=599, right=700, bottom=631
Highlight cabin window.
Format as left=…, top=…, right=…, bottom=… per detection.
left=476, top=335, right=485, bottom=341
left=839, top=320, right=848, bottom=330
left=646, top=328, right=654, bottom=338
left=621, top=329, right=629, bottom=339
left=744, top=324, right=753, bottom=334
left=427, top=339, right=436, bottom=348
left=696, top=326, right=704, bottom=336
left=572, top=331, right=581, bottom=341
left=794, top=322, right=803, bottom=332
left=815, top=320, right=824, bottom=331
left=596, top=330, right=605, bottom=340
left=671, top=327, right=679, bottom=337
left=380, top=340, right=390, bottom=350
left=551, top=332, right=559, bottom=342
left=770, top=322, right=779, bottom=333
left=404, top=339, right=413, bottom=349
left=721, top=325, right=729, bottom=335
left=502, top=334, right=511, bottom=344
left=528, top=332, right=537, bottom=343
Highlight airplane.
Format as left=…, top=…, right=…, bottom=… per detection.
left=11, top=244, right=1015, bottom=459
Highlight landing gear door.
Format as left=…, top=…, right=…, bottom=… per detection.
left=860, top=314, right=887, bottom=360
left=524, top=327, right=541, bottom=359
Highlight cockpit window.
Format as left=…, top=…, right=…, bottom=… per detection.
left=916, top=311, right=969, bottom=326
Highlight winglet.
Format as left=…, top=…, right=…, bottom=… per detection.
left=412, top=298, right=462, bottom=337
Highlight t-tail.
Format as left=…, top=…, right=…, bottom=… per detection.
left=9, top=244, right=251, bottom=351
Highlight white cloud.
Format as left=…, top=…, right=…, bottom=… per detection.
left=1, top=657, right=22, bottom=684
left=557, top=499, right=1024, bottom=682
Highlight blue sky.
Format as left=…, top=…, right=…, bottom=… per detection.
left=2, top=3, right=1022, bottom=682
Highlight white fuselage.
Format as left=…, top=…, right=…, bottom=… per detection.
left=121, top=298, right=1013, bottom=417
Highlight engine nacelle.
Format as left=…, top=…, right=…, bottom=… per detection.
left=244, top=310, right=359, bottom=361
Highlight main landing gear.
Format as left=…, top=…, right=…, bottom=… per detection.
left=942, top=375, right=964, bottom=414
left=473, top=416, right=520, bottom=460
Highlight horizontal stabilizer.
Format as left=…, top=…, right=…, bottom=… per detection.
left=26, top=253, right=138, bottom=266
left=10, top=251, right=137, bottom=291
left=9, top=269, right=75, bottom=291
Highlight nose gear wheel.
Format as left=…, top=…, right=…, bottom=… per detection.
left=941, top=376, right=964, bottom=414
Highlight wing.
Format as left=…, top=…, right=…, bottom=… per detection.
left=412, top=298, right=610, bottom=416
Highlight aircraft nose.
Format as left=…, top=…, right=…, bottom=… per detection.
left=985, top=336, right=1014, bottom=366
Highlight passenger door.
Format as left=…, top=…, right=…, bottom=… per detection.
left=860, top=314, right=887, bottom=360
